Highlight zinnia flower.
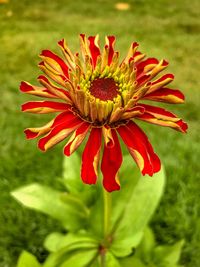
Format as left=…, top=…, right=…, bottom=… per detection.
left=20, top=34, right=187, bottom=192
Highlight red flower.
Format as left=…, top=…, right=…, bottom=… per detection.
left=20, top=34, right=187, bottom=192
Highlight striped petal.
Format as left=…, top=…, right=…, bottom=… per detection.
left=147, top=74, right=174, bottom=94
left=40, top=50, right=69, bottom=78
left=88, top=35, right=101, bottom=68
left=20, top=81, right=56, bottom=99
left=21, top=101, right=70, bottom=114
left=136, top=104, right=188, bottom=132
left=64, top=122, right=91, bottom=156
left=58, top=39, right=76, bottom=69
left=101, top=129, right=122, bottom=192
left=143, top=87, right=185, bottom=104
left=81, top=128, right=102, bottom=185
left=121, top=105, right=145, bottom=120
left=105, top=36, right=115, bottom=65
left=127, top=121, right=161, bottom=173
left=117, top=122, right=158, bottom=176
left=38, top=75, right=72, bottom=103
left=38, top=114, right=83, bottom=151
left=24, top=119, right=54, bottom=139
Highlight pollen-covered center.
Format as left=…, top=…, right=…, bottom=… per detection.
left=90, top=78, right=119, bottom=101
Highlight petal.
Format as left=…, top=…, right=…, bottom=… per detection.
left=123, top=42, right=139, bottom=64
left=117, top=122, right=158, bottom=176
left=39, top=61, right=67, bottom=87
left=38, top=114, right=83, bottom=151
left=147, top=73, right=174, bottom=93
left=127, top=121, right=161, bottom=173
left=24, top=119, right=54, bottom=139
left=38, top=75, right=72, bottom=103
left=105, top=36, right=115, bottom=65
left=64, top=122, right=91, bottom=156
left=21, top=101, right=70, bottom=114
left=20, top=81, right=56, bottom=99
left=81, top=128, right=102, bottom=185
left=121, top=105, right=145, bottom=120
left=101, top=129, right=122, bottom=192
left=136, top=104, right=188, bottom=132
left=88, top=35, right=101, bottom=68
left=136, top=58, right=159, bottom=76
left=143, top=87, right=185, bottom=104
left=58, top=39, right=76, bottom=69
left=40, top=50, right=69, bottom=78
left=80, top=33, right=91, bottom=59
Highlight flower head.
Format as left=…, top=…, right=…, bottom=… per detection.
left=20, top=34, right=187, bottom=192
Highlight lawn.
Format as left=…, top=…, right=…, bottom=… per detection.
left=0, top=0, right=199, bottom=266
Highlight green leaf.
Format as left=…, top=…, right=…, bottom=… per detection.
left=111, top=155, right=140, bottom=229
left=11, top=183, right=88, bottom=231
left=17, top=251, right=41, bottom=267
left=60, top=249, right=97, bottom=267
left=111, top=167, right=166, bottom=257
left=62, top=154, right=97, bottom=205
left=62, top=153, right=83, bottom=194
left=136, top=227, right=156, bottom=262
left=153, top=240, right=184, bottom=267
left=119, top=255, right=147, bottom=267
left=44, top=232, right=99, bottom=253
left=105, top=252, right=121, bottom=267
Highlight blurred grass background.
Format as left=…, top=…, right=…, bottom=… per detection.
left=0, top=0, right=199, bottom=266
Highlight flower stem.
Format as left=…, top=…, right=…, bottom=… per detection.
left=101, top=189, right=112, bottom=267
left=103, top=188, right=111, bottom=238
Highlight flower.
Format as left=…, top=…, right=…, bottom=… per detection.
left=20, top=34, right=188, bottom=192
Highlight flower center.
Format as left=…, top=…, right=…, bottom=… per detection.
left=89, top=78, right=119, bottom=101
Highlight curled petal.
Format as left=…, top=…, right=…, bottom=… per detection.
left=88, top=35, right=101, bottom=68
left=64, top=122, right=91, bottom=156
left=24, top=119, right=54, bottom=139
left=21, top=101, right=70, bottom=114
left=81, top=128, right=102, bottom=185
left=136, top=104, right=188, bottom=132
left=121, top=105, right=145, bottom=120
left=105, top=36, right=115, bottom=65
left=38, top=114, right=83, bottom=151
left=39, top=61, right=67, bottom=87
left=58, top=39, right=76, bottom=69
left=38, top=75, right=72, bottom=103
left=102, top=126, right=114, bottom=147
left=40, top=50, right=69, bottom=78
left=123, top=42, right=139, bottom=64
left=80, top=34, right=91, bottom=60
left=147, top=73, right=174, bottom=93
left=101, top=129, right=122, bottom=192
left=20, top=81, right=56, bottom=99
left=143, top=87, right=185, bottom=104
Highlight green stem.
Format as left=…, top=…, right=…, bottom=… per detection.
left=103, top=188, right=111, bottom=238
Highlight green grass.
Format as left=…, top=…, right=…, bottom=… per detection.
left=0, top=0, right=199, bottom=266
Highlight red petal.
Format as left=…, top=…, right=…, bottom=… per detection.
left=143, top=87, right=185, bottom=104
left=136, top=104, right=188, bottom=133
left=21, top=101, right=70, bottom=114
left=88, top=36, right=101, bottom=68
left=106, top=36, right=115, bottom=65
left=40, top=50, right=69, bottom=78
left=117, top=122, right=159, bottom=176
left=81, top=128, right=102, bottom=185
left=38, top=114, right=82, bottom=151
left=101, top=129, right=122, bottom=192
left=64, top=122, right=90, bottom=156
left=127, top=121, right=161, bottom=173
left=38, top=75, right=72, bottom=102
